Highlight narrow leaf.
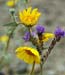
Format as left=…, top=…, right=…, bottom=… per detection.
left=3, top=22, right=17, bottom=27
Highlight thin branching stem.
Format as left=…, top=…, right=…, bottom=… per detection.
left=42, top=38, right=57, bottom=65
left=5, top=13, right=18, bottom=51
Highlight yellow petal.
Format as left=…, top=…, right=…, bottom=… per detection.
left=43, top=33, right=55, bottom=38
left=36, top=12, right=41, bottom=17
left=27, top=7, right=32, bottom=14
left=31, top=8, right=38, bottom=15
left=42, top=33, right=54, bottom=42
left=43, top=38, right=49, bottom=42
left=22, top=9, right=27, bottom=15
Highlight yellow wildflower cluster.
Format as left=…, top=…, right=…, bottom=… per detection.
left=13, top=5, right=55, bottom=65
left=19, top=7, right=41, bottom=26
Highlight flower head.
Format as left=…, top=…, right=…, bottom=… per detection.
left=6, top=0, right=18, bottom=7
left=54, top=27, right=65, bottom=37
left=19, top=7, right=41, bottom=26
left=42, top=33, right=54, bottom=42
left=36, top=25, right=45, bottom=34
left=23, top=31, right=37, bottom=41
left=16, top=47, right=40, bottom=64
left=23, top=32, right=30, bottom=41
left=37, top=33, right=54, bottom=44
left=0, top=35, right=9, bottom=42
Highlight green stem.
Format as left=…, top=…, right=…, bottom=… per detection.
left=3, top=16, right=18, bottom=75
left=40, top=63, right=43, bottom=75
left=39, top=38, right=57, bottom=75
left=30, top=62, right=35, bottom=75
left=5, top=11, right=18, bottom=52
left=5, top=26, right=17, bottom=52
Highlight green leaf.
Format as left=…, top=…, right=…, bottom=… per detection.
left=3, top=22, right=17, bottom=27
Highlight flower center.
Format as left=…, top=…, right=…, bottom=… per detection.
left=26, top=16, right=35, bottom=21
left=25, top=50, right=35, bottom=56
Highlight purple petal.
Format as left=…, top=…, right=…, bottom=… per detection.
left=36, top=25, right=45, bottom=34
left=23, top=32, right=30, bottom=41
left=54, top=27, right=65, bottom=37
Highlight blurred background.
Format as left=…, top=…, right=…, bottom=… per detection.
left=0, top=0, right=65, bottom=75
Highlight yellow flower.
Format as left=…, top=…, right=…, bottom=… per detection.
left=37, top=33, right=54, bottom=44
left=19, top=7, right=41, bottom=26
left=42, top=33, right=55, bottom=42
left=6, top=0, right=18, bottom=7
left=16, top=47, right=40, bottom=64
left=0, top=35, right=9, bottom=42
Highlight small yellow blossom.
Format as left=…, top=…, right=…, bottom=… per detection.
left=19, top=7, right=41, bottom=26
left=16, top=47, right=40, bottom=64
left=0, top=35, right=9, bottom=42
left=38, top=33, right=54, bottom=43
left=6, top=0, right=18, bottom=7
left=42, top=33, right=55, bottom=42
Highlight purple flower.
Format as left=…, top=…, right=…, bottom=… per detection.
left=36, top=25, right=45, bottom=34
left=54, top=27, right=65, bottom=37
left=23, top=32, right=36, bottom=41
left=23, top=32, right=30, bottom=41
